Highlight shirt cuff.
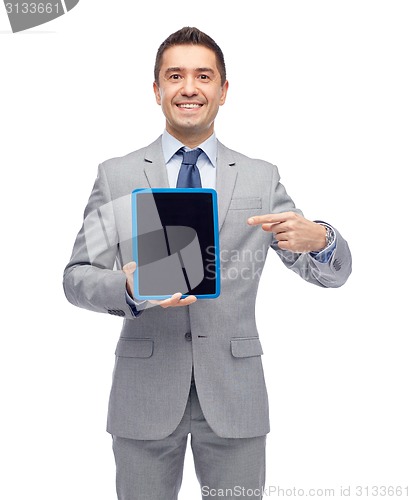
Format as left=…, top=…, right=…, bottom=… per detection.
left=125, top=290, right=146, bottom=317
left=310, top=222, right=336, bottom=263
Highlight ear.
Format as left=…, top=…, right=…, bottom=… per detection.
left=153, top=81, right=161, bottom=105
left=219, top=80, right=229, bottom=106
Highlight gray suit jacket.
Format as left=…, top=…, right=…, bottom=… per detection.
left=63, top=136, right=352, bottom=440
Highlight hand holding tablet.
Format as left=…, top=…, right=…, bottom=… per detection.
left=123, top=261, right=197, bottom=308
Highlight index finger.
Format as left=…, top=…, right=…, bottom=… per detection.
left=247, top=212, right=294, bottom=226
left=150, top=293, right=197, bottom=308
left=150, top=292, right=182, bottom=307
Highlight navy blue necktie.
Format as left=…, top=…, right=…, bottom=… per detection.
left=176, top=148, right=202, bottom=188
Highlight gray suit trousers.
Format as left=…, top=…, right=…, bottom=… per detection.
left=112, top=378, right=266, bottom=500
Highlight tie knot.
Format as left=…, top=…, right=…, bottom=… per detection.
left=181, top=148, right=202, bottom=165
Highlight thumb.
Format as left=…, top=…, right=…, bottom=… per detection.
left=122, top=261, right=137, bottom=276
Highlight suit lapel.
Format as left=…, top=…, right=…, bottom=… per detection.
left=143, top=136, right=170, bottom=188
left=216, top=141, right=237, bottom=231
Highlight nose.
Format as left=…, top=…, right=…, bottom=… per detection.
left=180, top=76, right=198, bottom=97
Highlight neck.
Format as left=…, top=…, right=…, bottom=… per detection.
left=166, top=125, right=214, bottom=149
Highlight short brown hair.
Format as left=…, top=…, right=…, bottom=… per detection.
left=154, top=27, right=226, bottom=85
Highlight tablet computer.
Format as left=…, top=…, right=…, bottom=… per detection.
left=131, top=188, right=220, bottom=300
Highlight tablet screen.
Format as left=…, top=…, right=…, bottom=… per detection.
left=132, top=188, right=220, bottom=299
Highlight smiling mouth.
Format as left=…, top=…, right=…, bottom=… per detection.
left=176, top=103, right=203, bottom=109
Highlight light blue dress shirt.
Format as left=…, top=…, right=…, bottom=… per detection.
left=162, top=130, right=217, bottom=189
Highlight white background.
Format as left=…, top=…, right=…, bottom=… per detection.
left=1, top=1, right=411, bottom=498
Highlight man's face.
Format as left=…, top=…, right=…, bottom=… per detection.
left=153, top=45, right=228, bottom=145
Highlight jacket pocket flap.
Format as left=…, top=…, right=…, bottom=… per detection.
left=230, top=337, right=263, bottom=358
left=115, top=338, right=154, bottom=358
left=229, top=197, right=262, bottom=210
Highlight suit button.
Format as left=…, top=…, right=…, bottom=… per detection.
left=108, top=309, right=125, bottom=317
left=185, top=332, right=192, bottom=341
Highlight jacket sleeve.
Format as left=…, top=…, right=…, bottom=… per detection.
left=269, top=165, right=352, bottom=288
left=63, top=164, right=142, bottom=318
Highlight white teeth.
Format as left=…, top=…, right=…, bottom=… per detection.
left=178, top=104, right=202, bottom=108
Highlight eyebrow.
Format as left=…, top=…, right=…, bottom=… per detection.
left=196, top=67, right=215, bottom=75
left=165, top=67, right=183, bottom=74
left=164, top=67, right=216, bottom=75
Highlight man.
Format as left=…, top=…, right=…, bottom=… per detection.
left=63, top=27, right=351, bottom=500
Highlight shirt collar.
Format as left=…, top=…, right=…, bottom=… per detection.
left=162, top=129, right=217, bottom=167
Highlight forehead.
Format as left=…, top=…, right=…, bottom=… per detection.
left=160, top=45, right=218, bottom=73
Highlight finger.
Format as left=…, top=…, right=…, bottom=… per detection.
left=247, top=214, right=281, bottom=226
left=159, top=292, right=183, bottom=308
left=149, top=293, right=181, bottom=307
left=247, top=212, right=298, bottom=226
left=261, top=222, right=283, bottom=232
left=122, top=262, right=136, bottom=297
left=273, top=231, right=289, bottom=241
left=175, top=295, right=197, bottom=306
left=122, top=261, right=137, bottom=276
left=160, top=293, right=198, bottom=308
left=277, top=240, right=292, bottom=251
left=263, top=221, right=292, bottom=234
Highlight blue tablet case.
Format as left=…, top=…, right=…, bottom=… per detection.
left=132, top=188, right=220, bottom=300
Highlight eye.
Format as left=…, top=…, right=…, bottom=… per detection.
left=169, top=74, right=182, bottom=80
left=198, top=74, right=210, bottom=81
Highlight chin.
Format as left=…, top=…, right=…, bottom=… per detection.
left=177, top=121, right=203, bottom=130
